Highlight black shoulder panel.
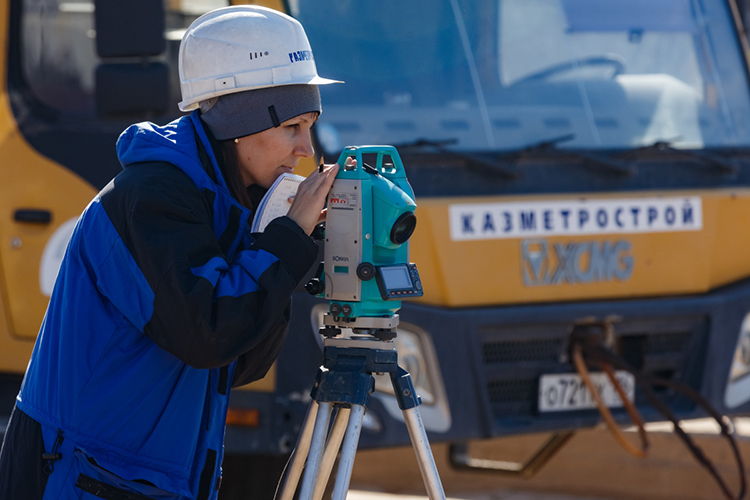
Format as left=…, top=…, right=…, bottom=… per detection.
left=99, top=161, right=217, bottom=285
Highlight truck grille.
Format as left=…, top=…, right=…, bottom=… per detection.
left=480, top=316, right=707, bottom=419
left=482, top=338, right=563, bottom=364
left=487, top=379, right=536, bottom=404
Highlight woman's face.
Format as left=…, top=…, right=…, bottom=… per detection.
left=234, top=112, right=318, bottom=188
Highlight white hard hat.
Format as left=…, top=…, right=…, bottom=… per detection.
left=178, top=5, right=341, bottom=112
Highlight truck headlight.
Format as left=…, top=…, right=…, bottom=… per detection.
left=373, top=325, right=433, bottom=404
left=724, top=312, right=750, bottom=408
left=371, top=323, right=451, bottom=432
left=730, top=313, right=750, bottom=383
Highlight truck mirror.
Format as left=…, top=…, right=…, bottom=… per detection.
left=93, top=0, right=169, bottom=118
left=94, top=0, right=166, bottom=58
left=95, top=63, right=170, bottom=119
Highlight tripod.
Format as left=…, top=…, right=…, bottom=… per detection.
left=276, top=334, right=446, bottom=500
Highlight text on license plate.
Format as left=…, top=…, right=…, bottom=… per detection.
left=538, top=371, right=635, bottom=412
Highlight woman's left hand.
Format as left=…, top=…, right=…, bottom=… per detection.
left=286, top=162, right=340, bottom=235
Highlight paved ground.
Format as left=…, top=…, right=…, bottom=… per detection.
left=349, top=490, right=614, bottom=500
left=346, top=418, right=750, bottom=500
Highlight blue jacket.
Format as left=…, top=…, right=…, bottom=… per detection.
left=16, top=112, right=318, bottom=498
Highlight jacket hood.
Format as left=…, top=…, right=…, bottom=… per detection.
left=116, top=111, right=229, bottom=193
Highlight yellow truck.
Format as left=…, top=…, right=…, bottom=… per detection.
left=3, top=0, right=750, bottom=497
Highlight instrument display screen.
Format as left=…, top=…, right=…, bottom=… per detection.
left=376, top=263, right=423, bottom=300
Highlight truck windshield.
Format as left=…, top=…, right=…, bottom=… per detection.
left=293, top=0, right=750, bottom=154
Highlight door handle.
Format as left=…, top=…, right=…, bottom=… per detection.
left=14, top=209, right=52, bottom=224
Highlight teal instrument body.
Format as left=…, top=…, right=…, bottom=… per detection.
left=316, top=146, right=422, bottom=328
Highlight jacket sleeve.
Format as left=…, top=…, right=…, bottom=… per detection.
left=231, top=315, right=288, bottom=388
left=99, top=161, right=318, bottom=370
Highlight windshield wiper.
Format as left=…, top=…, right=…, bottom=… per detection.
left=622, top=140, right=738, bottom=175
left=498, top=133, right=635, bottom=177
left=502, top=133, right=577, bottom=155
left=395, top=134, right=636, bottom=178
left=396, top=138, right=460, bottom=149
left=394, top=138, right=519, bottom=179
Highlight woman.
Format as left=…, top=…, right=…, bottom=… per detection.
left=0, top=6, right=340, bottom=500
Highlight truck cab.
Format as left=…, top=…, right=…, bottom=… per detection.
left=2, top=0, right=750, bottom=495
left=288, top=0, right=750, bottom=446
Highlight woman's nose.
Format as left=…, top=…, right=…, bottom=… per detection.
left=294, top=133, right=315, bottom=158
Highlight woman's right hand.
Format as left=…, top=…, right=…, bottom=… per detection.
left=286, top=161, right=341, bottom=235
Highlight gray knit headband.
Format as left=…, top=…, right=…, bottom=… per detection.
left=199, top=84, right=321, bottom=140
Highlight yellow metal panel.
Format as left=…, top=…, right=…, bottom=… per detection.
left=411, top=190, right=744, bottom=307
left=410, top=205, right=451, bottom=305
left=707, top=190, right=750, bottom=288
left=0, top=0, right=96, bottom=372
left=0, top=128, right=95, bottom=341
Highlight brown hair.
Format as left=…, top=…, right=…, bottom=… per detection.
left=216, top=139, right=253, bottom=209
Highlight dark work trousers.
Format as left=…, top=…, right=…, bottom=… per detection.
left=0, top=405, right=49, bottom=499
left=0, top=405, right=181, bottom=500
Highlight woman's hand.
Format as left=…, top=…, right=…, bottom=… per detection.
left=286, top=161, right=340, bottom=235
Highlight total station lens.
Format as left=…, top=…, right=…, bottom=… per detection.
left=390, top=212, right=417, bottom=245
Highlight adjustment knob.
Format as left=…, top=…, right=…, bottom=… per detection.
left=357, top=262, right=376, bottom=281
left=311, top=222, right=325, bottom=241
left=304, top=278, right=324, bottom=295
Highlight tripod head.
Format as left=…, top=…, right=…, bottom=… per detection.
left=306, top=146, right=423, bottom=340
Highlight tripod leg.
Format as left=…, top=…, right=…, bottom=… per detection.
left=298, top=401, right=333, bottom=500
left=276, top=401, right=319, bottom=500
left=313, top=406, right=350, bottom=500
left=330, top=404, right=366, bottom=500
left=390, top=367, right=445, bottom=500
left=403, top=407, right=446, bottom=500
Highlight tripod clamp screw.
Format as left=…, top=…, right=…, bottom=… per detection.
left=373, top=329, right=397, bottom=341
left=320, top=326, right=342, bottom=338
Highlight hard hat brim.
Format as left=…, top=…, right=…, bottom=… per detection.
left=179, top=77, right=343, bottom=112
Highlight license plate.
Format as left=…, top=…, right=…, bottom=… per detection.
left=538, top=371, right=635, bottom=412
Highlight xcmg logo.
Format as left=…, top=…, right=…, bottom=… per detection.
left=521, top=239, right=633, bottom=286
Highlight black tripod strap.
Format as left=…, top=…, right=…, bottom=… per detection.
left=584, top=344, right=746, bottom=500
